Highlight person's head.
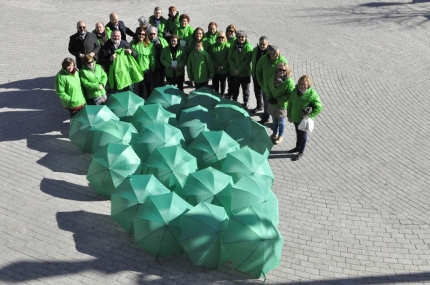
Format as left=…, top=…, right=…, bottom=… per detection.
left=76, top=21, right=87, bottom=34
left=138, top=16, right=150, bottom=30
left=135, top=27, right=149, bottom=44
left=146, top=26, right=158, bottom=41
left=236, top=30, right=247, bottom=44
left=112, top=30, right=121, bottom=44
left=153, top=7, right=162, bottom=19
left=195, top=42, right=203, bottom=53
left=62, top=57, right=76, bottom=73
left=168, top=6, right=178, bottom=18
left=298, top=75, right=311, bottom=93
left=95, top=22, right=105, bottom=34
left=216, top=31, right=226, bottom=43
left=208, top=22, right=217, bottom=35
left=109, top=13, right=119, bottom=25
left=258, top=36, right=269, bottom=51
left=275, top=63, right=292, bottom=78
left=268, top=46, right=280, bottom=61
left=170, top=34, right=179, bottom=47
left=82, top=54, right=95, bottom=68
left=194, top=27, right=204, bottom=41
left=225, top=24, right=236, bottom=39
left=179, top=14, right=190, bottom=27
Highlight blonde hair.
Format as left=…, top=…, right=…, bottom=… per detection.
left=276, top=63, right=292, bottom=77
left=298, top=75, right=312, bottom=87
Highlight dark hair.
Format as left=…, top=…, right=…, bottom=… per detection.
left=179, top=14, right=190, bottom=23
left=134, top=27, right=150, bottom=46
left=61, top=57, right=75, bottom=69
left=208, top=22, right=217, bottom=28
left=193, top=27, right=204, bottom=39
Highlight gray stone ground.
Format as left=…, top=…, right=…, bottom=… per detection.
left=1, top=0, right=430, bottom=284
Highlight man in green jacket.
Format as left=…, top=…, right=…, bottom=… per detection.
left=255, top=46, right=288, bottom=124
left=250, top=36, right=271, bottom=113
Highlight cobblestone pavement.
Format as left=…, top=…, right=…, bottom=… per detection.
left=1, top=0, right=430, bottom=284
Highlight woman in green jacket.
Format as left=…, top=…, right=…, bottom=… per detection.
left=266, top=63, right=295, bottom=145
left=187, top=42, right=214, bottom=88
left=209, top=31, right=230, bottom=95
left=79, top=55, right=108, bottom=105
left=225, top=24, right=237, bottom=45
left=286, top=75, right=323, bottom=161
left=161, top=34, right=187, bottom=91
left=131, top=27, right=154, bottom=98
left=165, top=6, right=180, bottom=39
left=205, top=22, right=218, bottom=45
left=55, top=57, right=86, bottom=118
left=176, top=14, right=194, bottom=49
left=186, top=27, right=211, bottom=55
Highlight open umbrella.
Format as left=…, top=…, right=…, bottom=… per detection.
left=224, top=116, right=272, bottom=157
left=220, top=147, right=274, bottom=187
left=175, top=167, right=233, bottom=206
left=86, top=143, right=141, bottom=197
left=133, top=192, right=192, bottom=258
left=177, top=106, right=218, bottom=143
left=181, top=87, right=221, bottom=110
left=179, top=202, right=229, bottom=269
left=223, top=206, right=283, bottom=278
left=214, top=103, right=249, bottom=130
left=186, top=130, right=240, bottom=170
left=132, top=122, right=185, bottom=163
left=129, top=103, right=177, bottom=133
left=111, top=174, right=171, bottom=235
left=141, top=145, right=198, bottom=192
left=91, top=120, right=138, bottom=152
left=69, top=105, right=119, bottom=152
left=105, top=91, right=145, bottom=122
left=145, top=85, right=187, bottom=116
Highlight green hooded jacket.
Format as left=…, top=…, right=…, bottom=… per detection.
left=79, top=63, right=108, bottom=99
left=131, top=40, right=154, bottom=72
left=149, top=16, right=167, bottom=38
left=227, top=40, right=253, bottom=77
left=209, top=42, right=230, bottom=75
left=205, top=31, right=218, bottom=45
left=187, top=49, right=214, bottom=84
left=176, top=25, right=195, bottom=45
left=55, top=69, right=86, bottom=108
left=108, top=48, right=143, bottom=90
left=166, top=12, right=180, bottom=35
left=227, top=36, right=236, bottom=45
left=255, top=54, right=288, bottom=93
left=266, top=76, right=295, bottom=109
left=287, top=87, right=323, bottom=123
left=160, top=45, right=187, bottom=77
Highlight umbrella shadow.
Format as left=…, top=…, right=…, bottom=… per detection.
left=40, top=178, right=105, bottom=201
left=268, top=150, right=296, bottom=160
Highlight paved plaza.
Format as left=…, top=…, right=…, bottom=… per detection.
left=1, top=0, right=430, bottom=284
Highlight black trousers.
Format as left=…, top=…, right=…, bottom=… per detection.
left=213, top=74, right=227, bottom=96
left=166, top=74, right=185, bottom=91
left=230, top=75, right=250, bottom=102
left=252, top=76, right=263, bottom=108
left=294, top=122, right=308, bottom=154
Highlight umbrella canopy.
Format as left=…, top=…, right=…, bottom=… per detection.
left=111, top=174, right=171, bottom=234
left=186, top=130, right=240, bottom=170
left=214, top=103, right=249, bottom=130
left=145, top=85, right=187, bottom=116
left=129, top=103, right=177, bottom=133
left=69, top=105, right=119, bottom=152
left=86, top=143, right=141, bottom=197
left=220, top=147, right=274, bottom=187
left=133, top=192, right=192, bottom=258
left=105, top=91, right=145, bottom=122
left=177, top=106, right=218, bottom=143
left=141, top=145, right=198, bottom=192
left=132, top=122, right=185, bottom=163
left=224, top=116, right=272, bottom=157
left=218, top=97, right=247, bottom=109
left=91, top=120, right=138, bottom=152
left=179, top=202, right=229, bottom=269
left=223, top=206, right=283, bottom=278
left=181, top=87, right=221, bottom=111
left=175, top=167, right=233, bottom=206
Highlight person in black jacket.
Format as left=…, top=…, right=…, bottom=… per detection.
left=106, top=13, right=135, bottom=42
left=68, top=21, right=100, bottom=69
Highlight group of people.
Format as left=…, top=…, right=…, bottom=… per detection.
left=55, top=6, right=323, bottom=161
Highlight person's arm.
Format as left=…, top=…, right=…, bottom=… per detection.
left=55, top=75, right=71, bottom=103
left=227, top=46, right=237, bottom=73
left=79, top=70, right=100, bottom=91
left=92, top=34, right=101, bottom=56
left=187, top=54, right=193, bottom=80
left=124, top=22, right=136, bottom=38
left=68, top=37, right=80, bottom=58
left=206, top=53, right=215, bottom=79
left=255, top=59, right=264, bottom=86
left=99, top=65, right=108, bottom=86
left=309, top=89, right=323, bottom=118
left=160, top=47, right=171, bottom=69
left=236, top=45, right=252, bottom=73
left=123, top=41, right=137, bottom=57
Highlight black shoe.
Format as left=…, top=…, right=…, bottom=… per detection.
left=242, top=102, right=249, bottom=110
left=286, top=148, right=299, bottom=154
left=258, top=118, right=269, bottom=125
left=292, top=153, right=304, bottom=161
left=251, top=106, right=263, bottom=113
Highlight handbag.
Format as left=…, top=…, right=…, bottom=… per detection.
left=298, top=116, right=314, bottom=132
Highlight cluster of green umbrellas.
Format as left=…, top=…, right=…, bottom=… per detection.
left=68, top=86, right=282, bottom=279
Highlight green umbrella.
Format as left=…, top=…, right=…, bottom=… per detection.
left=214, top=103, right=250, bottom=130
left=181, top=87, right=221, bottom=111
left=175, top=167, right=233, bottom=206
left=105, top=91, right=145, bottom=122
left=132, top=122, right=185, bottom=163
left=86, top=143, right=141, bottom=197
left=145, top=85, right=187, bottom=116
left=224, top=116, right=272, bottom=157
left=91, top=120, right=138, bottom=152
left=220, top=147, right=274, bottom=187
left=111, top=174, right=170, bottom=234
left=222, top=175, right=279, bottom=224
left=133, top=192, right=192, bottom=258
left=186, top=131, right=240, bottom=170
left=218, top=97, right=246, bottom=109
left=141, top=145, right=198, bottom=192
left=129, top=103, right=177, bottom=133
left=179, top=202, right=229, bottom=269
left=223, top=206, right=283, bottom=278
left=177, top=106, right=218, bottom=142
left=69, top=105, right=119, bottom=152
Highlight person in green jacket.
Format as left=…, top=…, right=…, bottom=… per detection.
left=147, top=26, right=169, bottom=92
left=250, top=36, right=271, bottom=113
left=209, top=31, right=230, bottom=95
left=225, top=24, right=237, bottom=45
left=131, top=27, right=154, bottom=99
left=161, top=34, right=187, bottom=91
left=286, top=75, right=323, bottom=161
left=227, top=30, right=253, bottom=108
left=79, top=55, right=108, bottom=105
left=266, top=63, right=295, bottom=145
left=165, top=6, right=180, bottom=40
left=55, top=57, right=86, bottom=118
left=137, top=16, right=152, bottom=32
left=149, top=7, right=167, bottom=39
left=93, top=22, right=111, bottom=48
left=255, top=46, right=288, bottom=124
left=186, top=27, right=211, bottom=55
left=205, top=22, right=218, bottom=45
left=176, top=14, right=194, bottom=49
left=187, top=42, right=214, bottom=88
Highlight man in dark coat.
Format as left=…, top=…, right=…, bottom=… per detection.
left=68, top=21, right=100, bottom=69
left=105, top=13, right=135, bottom=42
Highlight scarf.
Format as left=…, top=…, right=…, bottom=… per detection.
left=78, top=32, right=87, bottom=41
left=236, top=43, right=244, bottom=53
left=274, top=74, right=287, bottom=88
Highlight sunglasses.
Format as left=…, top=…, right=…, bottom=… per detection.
left=237, top=36, right=245, bottom=38
left=78, top=26, right=86, bottom=29
left=86, top=61, right=94, bottom=64
left=138, top=34, right=146, bottom=36
left=150, top=33, right=157, bottom=35
left=278, top=69, right=287, bottom=72
left=217, top=37, right=224, bottom=39
left=227, top=30, right=234, bottom=33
